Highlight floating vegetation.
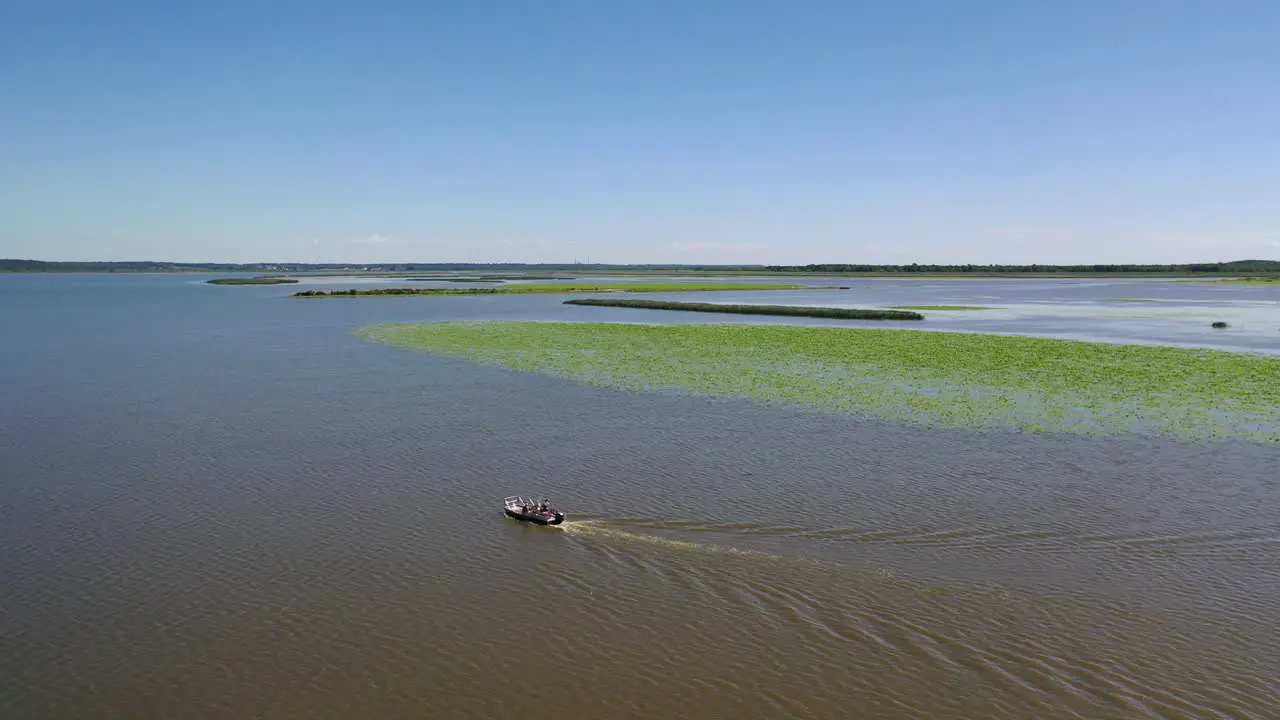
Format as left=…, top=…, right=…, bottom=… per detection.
left=207, top=276, right=298, bottom=285
left=293, top=282, right=811, bottom=297
left=1193, top=277, right=1280, bottom=286
left=358, top=322, right=1280, bottom=444
left=294, top=287, right=493, bottom=297
left=888, top=305, right=996, bottom=311
left=405, top=275, right=557, bottom=282
left=404, top=278, right=502, bottom=283
left=564, top=298, right=923, bottom=320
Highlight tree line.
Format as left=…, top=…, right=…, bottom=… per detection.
left=762, top=261, right=1280, bottom=274
left=6, top=258, right=1277, bottom=274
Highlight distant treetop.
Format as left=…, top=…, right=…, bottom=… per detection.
left=761, top=261, right=1280, bottom=274
left=3, top=258, right=1277, bottom=274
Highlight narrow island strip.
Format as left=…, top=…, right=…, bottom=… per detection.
left=1194, top=277, right=1280, bottom=286
left=564, top=297, right=923, bottom=320
left=887, top=305, right=996, bottom=311
left=291, top=282, right=815, bottom=297
left=405, top=275, right=558, bottom=282
left=207, top=276, right=298, bottom=285
left=357, top=321, right=1280, bottom=444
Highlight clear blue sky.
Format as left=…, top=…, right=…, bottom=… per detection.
left=3, top=1, right=1277, bottom=264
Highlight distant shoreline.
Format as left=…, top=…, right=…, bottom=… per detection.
left=3, top=258, right=1278, bottom=279
left=7, top=270, right=1278, bottom=282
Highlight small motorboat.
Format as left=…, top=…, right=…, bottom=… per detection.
left=503, top=496, right=565, bottom=525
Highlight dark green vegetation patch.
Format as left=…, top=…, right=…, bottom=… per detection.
left=1200, top=277, right=1280, bottom=286
left=888, top=305, right=996, bottom=311
left=565, top=298, right=923, bottom=320
left=293, top=282, right=811, bottom=297
left=359, top=321, right=1280, bottom=444
left=207, top=276, right=298, bottom=285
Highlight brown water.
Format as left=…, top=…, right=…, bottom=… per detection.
left=2, top=274, right=1277, bottom=719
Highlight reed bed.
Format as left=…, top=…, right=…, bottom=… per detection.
left=358, top=321, right=1280, bottom=443
left=294, top=282, right=810, bottom=297
left=887, top=305, right=995, bottom=311
left=207, top=276, right=298, bottom=285
left=564, top=298, right=922, bottom=320
left=405, top=276, right=557, bottom=282
left=1198, top=277, right=1280, bottom=286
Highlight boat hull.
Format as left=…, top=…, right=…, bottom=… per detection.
left=504, top=508, right=565, bottom=525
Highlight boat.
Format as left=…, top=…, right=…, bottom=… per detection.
left=503, top=496, right=565, bottom=525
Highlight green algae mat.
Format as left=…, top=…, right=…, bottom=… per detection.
left=358, top=322, right=1280, bottom=443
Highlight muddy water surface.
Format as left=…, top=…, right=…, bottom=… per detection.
left=1, top=274, right=1276, bottom=719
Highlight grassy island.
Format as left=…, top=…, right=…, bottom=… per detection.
left=564, top=298, right=923, bottom=320
left=888, top=305, right=996, bottom=311
left=292, top=282, right=811, bottom=297
left=405, top=275, right=558, bottom=282
left=207, top=276, right=298, bottom=285
left=1199, top=277, right=1280, bottom=286
left=358, top=321, right=1280, bottom=443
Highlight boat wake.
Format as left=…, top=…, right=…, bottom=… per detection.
left=540, top=519, right=1279, bottom=720
left=489, top=505, right=1280, bottom=720
left=575, top=516, right=1280, bottom=562
left=558, top=520, right=767, bottom=558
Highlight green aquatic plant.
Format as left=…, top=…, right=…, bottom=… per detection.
left=405, top=276, right=558, bottom=282
left=207, top=276, right=298, bottom=285
left=1191, top=277, right=1280, bottom=286
left=293, top=282, right=812, bottom=297
left=408, top=278, right=504, bottom=283
left=564, top=298, right=922, bottom=320
left=358, top=322, right=1280, bottom=444
left=887, top=305, right=996, bottom=311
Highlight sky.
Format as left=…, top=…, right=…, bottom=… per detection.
left=2, top=1, right=1278, bottom=265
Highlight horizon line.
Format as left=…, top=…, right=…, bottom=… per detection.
left=5, top=258, right=1278, bottom=266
